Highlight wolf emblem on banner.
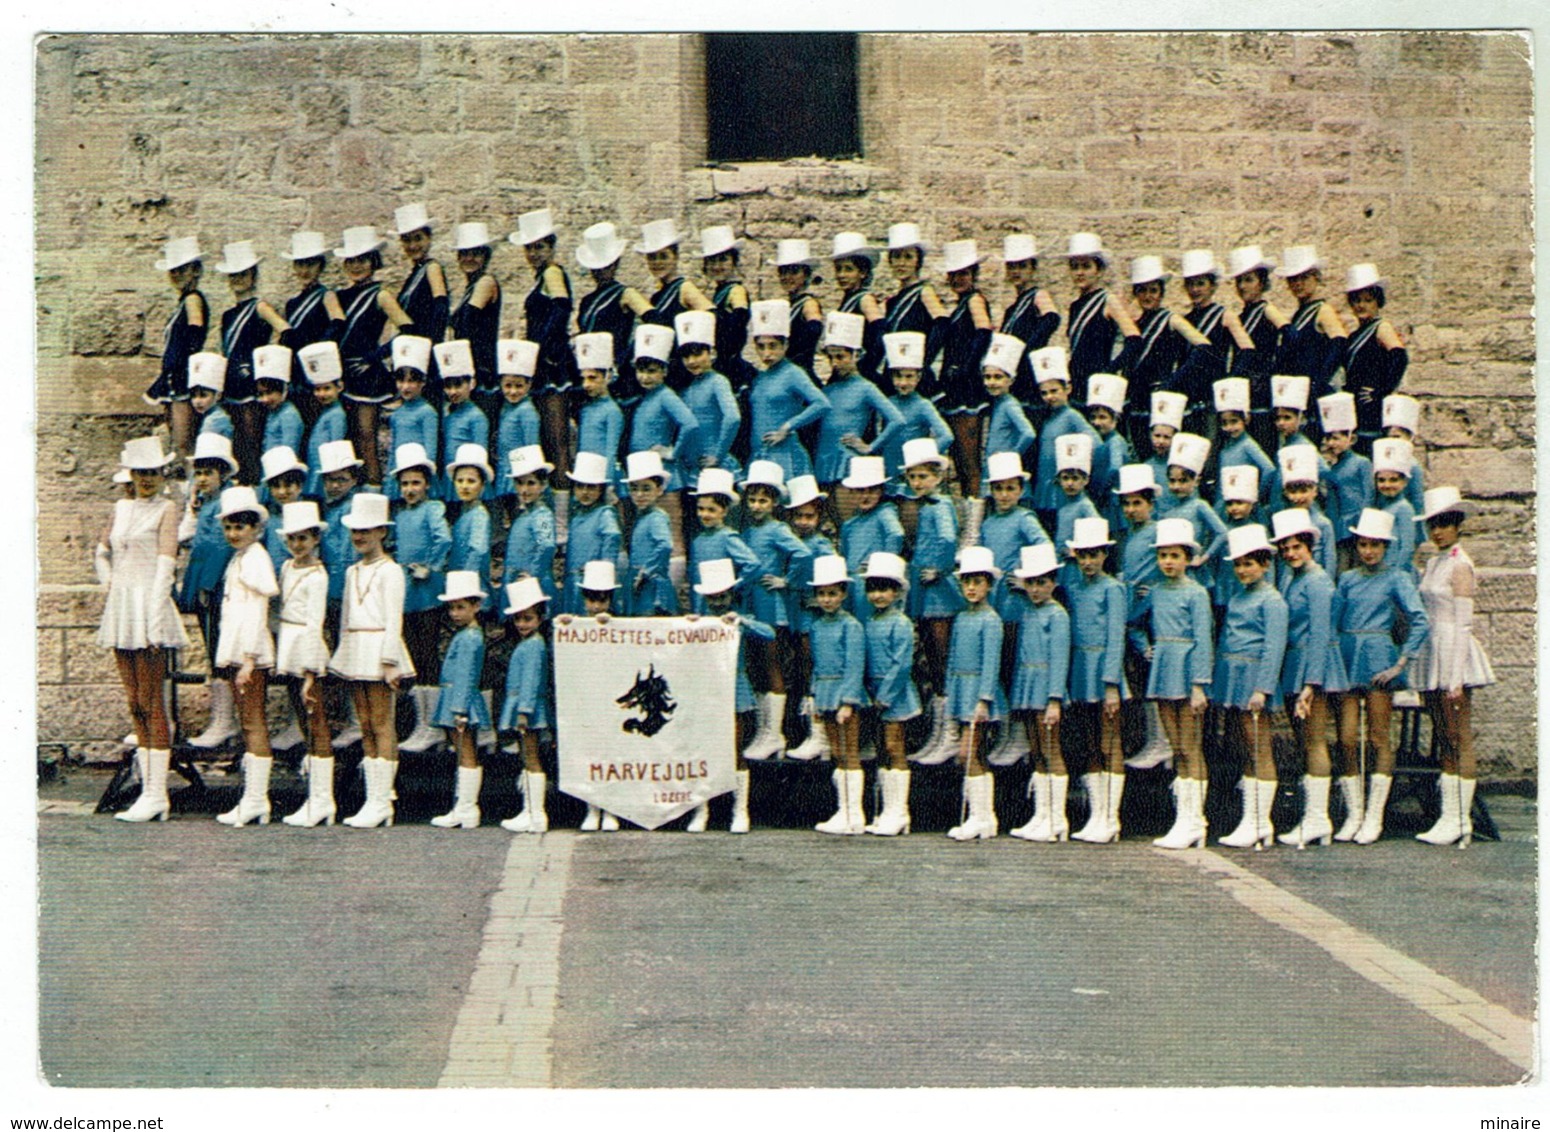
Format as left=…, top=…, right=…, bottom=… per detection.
left=617, top=665, right=676, bottom=737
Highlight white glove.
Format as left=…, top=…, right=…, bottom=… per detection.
left=1448, top=595, right=1475, bottom=692
left=177, top=499, right=198, bottom=544
left=93, top=543, right=113, bottom=588
left=148, top=554, right=178, bottom=639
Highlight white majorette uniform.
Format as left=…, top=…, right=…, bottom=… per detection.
left=215, top=542, right=280, bottom=669
left=329, top=558, right=417, bottom=682
left=276, top=561, right=330, bottom=676
left=1412, top=546, right=1495, bottom=693
left=97, top=496, right=190, bottom=652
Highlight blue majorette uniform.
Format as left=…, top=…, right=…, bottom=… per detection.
left=791, top=530, right=836, bottom=637
left=981, top=395, right=1036, bottom=497
left=1052, top=492, right=1100, bottom=596
left=1322, top=448, right=1373, bottom=546
left=623, top=385, right=699, bottom=493
left=840, top=502, right=905, bottom=620
left=746, top=360, right=829, bottom=481
left=905, top=493, right=964, bottom=619
left=1092, top=429, right=1135, bottom=532
left=262, top=400, right=304, bottom=461
left=1010, top=597, right=1070, bottom=715
left=1215, top=433, right=1275, bottom=511
left=1375, top=494, right=1419, bottom=580
left=503, top=498, right=556, bottom=601
left=499, top=630, right=552, bottom=731
left=741, top=515, right=811, bottom=629
left=304, top=401, right=346, bottom=500
left=732, top=613, right=775, bottom=714
left=1211, top=577, right=1289, bottom=710
left=865, top=604, right=921, bottom=723
left=624, top=504, right=676, bottom=616
left=945, top=604, right=1008, bottom=723
left=1118, top=516, right=1160, bottom=651
left=1278, top=559, right=1348, bottom=702
left=1335, top=562, right=1428, bottom=690
left=560, top=498, right=622, bottom=616
left=682, top=366, right=742, bottom=474
left=808, top=606, right=868, bottom=714
left=395, top=496, right=452, bottom=616
left=880, top=391, right=952, bottom=489
left=440, top=400, right=490, bottom=498
left=1032, top=406, right=1098, bottom=513
left=523, top=266, right=572, bottom=394
left=1066, top=570, right=1129, bottom=704
left=494, top=397, right=540, bottom=508
left=814, top=374, right=904, bottom=484
left=1143, top=576, right=1214, bottom=699
left=689, top=527, right=760, bottom=616
left=320, top=487, right=359, bottom=604
left=577, top=393, right=624, bottom=487
left=978, top=505, right=1050, bottom=620
left=199, top=403, right=234, bottom=441
left=448, top=499, right=492, bottom=612
left=433, top=622, right=492, bottom=730
left=384, top=397, right=438, bottom=502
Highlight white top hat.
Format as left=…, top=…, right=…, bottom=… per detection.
left=1348, top=508, right=1395, bottom=542
left=982, top=333, right=1026, bottom=377
left=280, top=500, right=327, bottom=536
left=508, top=444, right=554, bottom=480
left=1271, top=374, right=1310, bottom=411
left=121, top=435, right=177, bottom=471
left=941, top=239, right=984, bottom=274
left=298, top=341, right=343, bottom=385
left=1003, top=233, right=1038, bottom=264
left=512, top=208, right=555, bottom=246
left=1065, top=232, right=1106, bottom=263
left=335, top=225, right=388, bottom=260
left=1344, top=262, right=1384, bottom=294
left=580, top=560, right=619, bottom=592
left=809, top=554, right=851, bottom=588
left=1013, top=543, right=1060, bottom=579
left=634, top=218, right=681, bottom=255
left=394, top=202, right=431, bottom=236
left=985, top=450, right=1030, bottom=483
left=901, top=437, right=948, bottom=469
left=569, top=450, right=611, bottom=486
left=1221, top=464, right=1260, bottom=502
left=633, top=324, right=676, bottom=364
left=1154, top=516, right=1200, bottom=551
left=215, top=240, right=261, bottom=275
left=341, top=492, right=394, bottom=529
left=438, top=570, right=488, bottom=603
left=699, top=225, right=743, bottom=258
left=1381, top=393, right=1420, bottom=434
left=1227, top=524, right=1275, bottom=559
left=785, top=475, right=826, bottom=510
left=1055, top=434, right=1094, bottom=475
left=572, top=331, right=614, bottom=371
left=675, top=310, right=716, bottom=348
left=497, top=339, right=540, bottom=378
left=188, top=351, right=228, bottom=393
left=154, top=235, right=202, bottom=271
left=1030, top=345, right=1070, bottom=385
left=830, top=231, right=879, bottom=264
left=261, top=445, right=308, bottom=481
left=1114, top=463, right=1160, bottom=496
left=1151, top=390, right=1188, bottom=431
left=191, top=431, right=238, bottom=473
left=1168, top=432, right=1212, bottom=475
left=1227, top=245, right=1275, bottom=278
left=1276, top=245, right=1321, bottom=278
left=1213, top=377, right=1251, bottom=414
left=740, top=459, right=787, bottom=494
left=390, top=442, right=437, bottom=478
left=1271, top=508, right=1319, bottom=543
left=693, top=558, right=739, bottom=597
left=504, top=576, right=548, bottom=615
left=1419, top=486, right=1479, bottom=522
left=1317, top=391, right=1357, bottom=434
left=773, top=239, right=818, bottom=268
left=692, top=467, right=739, bottom=502
left=750, top=299, right=791, bottom=338
left=575, top=221, right=627, bottom=270
left=865, top=552, right=908, bottom=585
left=316, top=438, right=364, bottom=476
left=280, top=231, right=328, bottom=261
left=445, top=442, right=493, bottom=483
left=625, top=450, right=667, bottom=483
left=883, top=331, right=926, bottom=370
left=1130, top=255, right=1168, bottom=286
left=112, top=468, right=132, bottom=485
left=218, top=486, right=265, bottom=520
left=253, top=344, right=293, bottom=384
left=434, top=339, right=476, bottom=381
left=391, top=335, right=433, bottom=375
left=1087, top=373, right=1128, bottom=414
left=1067, top=516, right=1114, bottom=550
left=1372, top=438, right=1414, bottom=476
left=824, top=311, right=866, bottom=352
left=1277, top=445, right=1321, bottom=486
left=1180, top=249, right=1218, bottom=279
left=842, top=455, right=889, bottom=490
left=887, top=223, right=929, bottom=252
left=956, top=545, right=1001, bottom=579
left=453, top=222, right=492, bottom=251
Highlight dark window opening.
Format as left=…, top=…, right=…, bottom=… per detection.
left=704, top=33, right=861, bottom=163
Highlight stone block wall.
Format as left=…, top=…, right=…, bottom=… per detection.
left=34, top=32, right=1535, bottom=774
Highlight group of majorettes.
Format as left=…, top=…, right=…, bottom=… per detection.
left=98, top=215, right=1487, bottom=845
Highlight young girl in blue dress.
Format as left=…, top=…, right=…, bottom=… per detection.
left=1005, top=544, right=1072, bottom=844
left=573, top=332, right=626, bottom=487
left=746, top=299, right=830, bottom=481
left=437, top=340, right=492, bottom=500
left=944, top=546, right=1008, bottom=841
left=1371, top=438, right=1419, bottom=579
left=1086, top=374, right=1135, bottom=533
left=860, top=551, right=919, bottom=837
left=148, top=236, right=209, bottom=455
left=1213, top=466, right=1263, bottom=609
left=815, top=311, right=904, bottom=496
left=1381, top=393, right=1427, bottom=514
left=900, top=438, right=964, bottom=766
left=1064, top=517, right=1129, bottom=843
left=1213, top=377, right=1274, bottom=513
left=1317, top=392, right=1373, bottom=569
left=1213, top=525, right=1289, bottom=851
left=498, top=577, right=553, bottom=834
left=428, top=571, right=493, bottom=830
left=782, top=476, right=838, bottom=763
left=1163, top=433, right=1229, bottom=595
left=561, top=452, right=623, bottom=616
left=1029, top=346, right=1099, bottom=523
left=1147, top=391, right=1187, bottom=503
left=622, top=451, right=678, bottom=618
left=623, top=325, right=699, bottom=496
left=492, top=340, right=541, bottom=526
left=978, top=334, right=1036, bottom=503
left=687, top=468, right=759, bottom=616
left=504, top=445, right=558, bottom=611
left=936, top=240, right=995, bottom=497
left=1051, top=434, right=1101, bottom=597
left=384, top=336, right=439, bottom=503
left=445, top=443, right=495, bottom=614
left=807, top=555, right=869, bottom=836
left=1276, top=444, right=1338, bottom=579
left=299, top=342, right=348, bottom=500
left=839, top=455, right=905, bottom=620
left=676, top=311, right=742, bottom=476
left=390, top=443, right=453, bottom=756
left=878, top=331, right=952, bottom=497
left=977, top=451, right=1050, bottom=622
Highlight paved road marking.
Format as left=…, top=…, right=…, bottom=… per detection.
left=1162, top=847, right=1535, bottom=1076
left=439, top=833, right=576, bottom=1087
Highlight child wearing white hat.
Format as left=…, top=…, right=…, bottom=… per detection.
left=300, top=342, right=348, bottom=499
left=148, top=237, right=209, bottom=454
left=1340, top=263, right=1408, bottom=446
left=1214, top=464, right=1265, bottom=605
left=573, top=331, right=626, bottom=486
left=209, top=488, right=282, bottom=827
left=698, top=226, right=758, bottom=392
left=217, top=241, right=293, bottom=483
left=622, top=451, right=680, bottom=618
left=1212, top=525, right=1289, bottom=850
left=1064, top=233, right=1142, bottom=408
left=337, top=226, right=414, bottom=487
left=1275, top=245, right=1348, bottom=400
left=746, top=299, right=832, bottom=482
left=937, top=240, right=995, bottom=495
left=385, top=336, right=440, bottom=504
left=573, top=224, right=650, bottom=403
left=178, top=434, right=240, bottom=751
left=560, top=452, right=623, bottom=617
left=978, top=336, right=1036, bottom=509
left=999, top=234, right=1061, bottom=397
left=439, top=339, right=492, bottom=500
left=189, top=352, right=234, bottom=443
left=259, top=446, right=309, bottom=580
left=901, top=440, right=966, bottom=766
left=977, top=450, right=1052, bottom=625
left=687, top=469, right=759, bottom=616
left=1381, top=392, right=1427, bottom=514
left=1273, top=444, right=1339, bottom=579
left=676, top=310, right=743, bottom=477
left=1371, top=438, right=1419, bottom=579
left=783, top=477, right=841, bottom=761
left=1005, top=544, right=1072, bottom=843
left=1332, top=508, right=1430, bottom=844
left=1113, top=464, right=1171, bottom=772
left=255, top=346, right=303, bottom=476
left=503, top=445, right=559, bottom=621
left=1162, top=432, right=1229, bottom=597
left=1051, top=433, right=1101, bottom=596
left=392, top=443, right=455, bottom=757
left=772, top=239, right=826, bottom=377
left=1144, top=517, right=1215, bottom=851
left=943, top=546, right=1009, bottom=841
left=498, top=577, right=553, bottom=834
left=1317, top=391, right=1373, bottom=568
left=830, top=233, right=886, bottom=385
left=1085, top=373, right=1136, bottom=533
left=877, top=332, right=953, bottom=494
left=624, top=323, right=700, bottom=495
left=859, top=551, right=920, bottom=835
left=806, top=556, right=871, bottom=835
left=1146, top=390, right=1188, bottom=493
left=492, top=339, right=542, bottom=525
left=819, top=312, right=908, bottom=487
left=427, top=571, right=494, bottom=830
left=1031, top=347, right=1101, bottom=521
left=880, top=226, right=949, bottom=395
left=839, top=455, right=906, bottom=620
left=1213, top=377, right=1273, bottom=512
left=332, top=492, right=417, bottom=828
left=445, top=443, right=496, bottom=618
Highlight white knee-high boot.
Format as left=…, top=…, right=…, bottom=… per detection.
left=399, top=685, right=444, bottom=754
left=1352, top=773, right=1392, bottom=845
left=282, top=755, right=336, bottom=827
left=784, top=697, right=830, bottom=761
left=729, top=770, right=752, bottom=834
left=115, top=749, right=170, bottom=823
left=190, top=678, right=240, bottom=750
left=501, top=770, right=548, bottom=833
left=431, top=766, right=483, bottom=829
left=948, top=773, right=997, bottom=840
left=1333, top=775, right=1365, bottom=841
left=1278, top=775, right=1334, bottom=847
left=1010, top=773, right=1051, bottom=841
left=217, top=753, right=273, bottom=827
left=344, top=757, right=395, bottom=828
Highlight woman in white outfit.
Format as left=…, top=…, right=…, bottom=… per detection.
left=1413, top=487, right=1496, bottom=846
left=96, top=436, right=190, bottom=823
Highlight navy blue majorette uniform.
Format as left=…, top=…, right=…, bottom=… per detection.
left=1278, top=298, right=1343, bottom=403
left=1066, top=287, right=1140, bottom=408
left=1233, top=298, right=1281, bottom=452
left=147, top=288, right=208, bottom=403
left=934, top=289, right=992, bottom=415
left=837, top=289, right=885, bottom=388
left=643, top=276, right=694, bottom=392
left=881, top=280, right=941, bottom=395
left=783, top=290, right=823, bottom=380
left=336, top=279, right=393, bottom=404
left=451, top=269, right=503, bottom=394
left=281, top=282, right=339, bottom=376
left=1342, top=318, right=1408, bottom=446
left=711, top=280, right=756, bottom=393
left=1184, top=301, right=1233, bottom=387
left=397, top=257, right=448, bottom=366
left=578, top=279, right=638, bottom=403
left=524, top=265, right=574, bottom=395
left=219, top=296, right=271, bottom=404
left=999, top=286, right=1061, bottom=403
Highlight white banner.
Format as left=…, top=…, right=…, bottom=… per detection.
left=553, top=616, right=740, bottom=830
